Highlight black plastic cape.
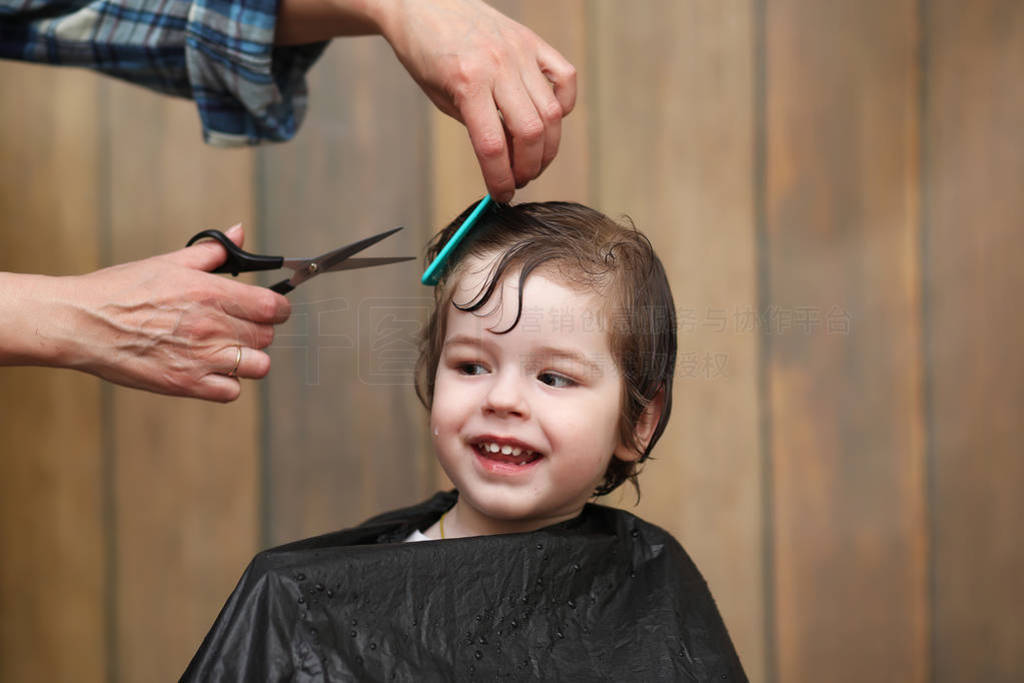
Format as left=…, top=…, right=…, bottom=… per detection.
left=182, top=491, right=746, bottom=681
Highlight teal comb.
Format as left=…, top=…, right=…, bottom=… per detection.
left=420, top=195, right=493, bottom=286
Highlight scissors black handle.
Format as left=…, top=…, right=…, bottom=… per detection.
left=269, top=279, right=295, bottom=295
left=186, top=230, right=283, bottom=276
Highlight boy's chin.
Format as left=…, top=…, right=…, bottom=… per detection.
left=457, top=489, right=585, bottom=530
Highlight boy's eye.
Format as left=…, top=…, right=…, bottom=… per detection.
left=538, top=372, right=576, bottom=388
left=458, top=362, right=488, bottom=376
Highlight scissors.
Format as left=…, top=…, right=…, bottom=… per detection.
left=186, top=226, right=415, bottom=294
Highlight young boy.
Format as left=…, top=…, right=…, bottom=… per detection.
left=183, top=201, right=746, bottom=681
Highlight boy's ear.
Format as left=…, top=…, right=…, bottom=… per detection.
left=613, top=387, right=666, bottom=463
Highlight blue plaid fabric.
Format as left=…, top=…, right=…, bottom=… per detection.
left=0, top=0, right=327, bottom=145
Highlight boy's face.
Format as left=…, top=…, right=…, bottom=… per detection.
left=430, top=255, right=638, bottom=532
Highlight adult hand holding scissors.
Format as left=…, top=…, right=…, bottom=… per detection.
left=0, top=225, right=289, bottom=403
left=1, top=223, right=411, bottom=401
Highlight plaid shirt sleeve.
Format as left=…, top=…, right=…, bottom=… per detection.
left=0, top=0, right=328, bottom=145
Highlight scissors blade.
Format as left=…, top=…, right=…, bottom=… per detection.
left=285, top=226, right=406, bottom=288
left=324, top=256, right=416, bottom=271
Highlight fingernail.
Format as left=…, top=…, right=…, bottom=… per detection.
left=226, top=222, right=243, bottom=235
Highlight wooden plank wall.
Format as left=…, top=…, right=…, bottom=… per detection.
left=926, top=1, right=1024, bottom=680
left=765, top=0, right=930, bottom=680
left=1, top=2, right=1022, bottom=681
left=0, top=64, right=107, bottom=683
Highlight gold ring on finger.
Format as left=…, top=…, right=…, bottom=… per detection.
left=227, top=345, right=243, bottom=378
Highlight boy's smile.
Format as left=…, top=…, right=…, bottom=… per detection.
left=429, top=255, right=640, bottom=537
left=470, top=436, right=542, bottom=470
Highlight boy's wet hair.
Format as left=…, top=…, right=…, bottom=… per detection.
left=416, top=201, right=677, bottom=497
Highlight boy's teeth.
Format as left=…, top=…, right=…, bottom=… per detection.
left=479, top=442, right=534, bottom=460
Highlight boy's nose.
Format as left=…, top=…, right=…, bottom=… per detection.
left=483, top=372, right=530, bottom=419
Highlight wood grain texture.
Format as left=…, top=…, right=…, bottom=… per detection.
left=765, top=1, right=928, bottom=681
left=260, top=37, right=435, bottom=546
left=104, top=83, right=260, bottom=681
left=591, top=2, right=763, bottom=679
left=925, top=2, right=1024, bottom=680
left=0, top=63, right=107, bottom=683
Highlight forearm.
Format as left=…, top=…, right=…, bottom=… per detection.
left=275, top=0, right=387, bottom=45
left=0, top=272, right=81, bottom=368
